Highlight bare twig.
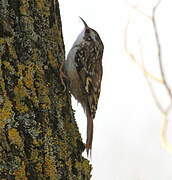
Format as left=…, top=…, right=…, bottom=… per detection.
left=153, top=0, right=162, bottom=13
left=125, top=0, right=172, bottom=155
left=124, top=19, right=163, bottom=84
left=139, top=40, right=172, bottom=114
left=139, top=42, right=165, bottom=113
left=125, top=0, right=152, bottom=19
left=160, top=114, right=172, bottom=154
left=152, top=0, right=172, bottom=99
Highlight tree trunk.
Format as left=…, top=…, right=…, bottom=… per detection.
left=0, top=0, right=91, bottom=179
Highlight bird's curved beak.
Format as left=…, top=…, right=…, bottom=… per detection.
left=79, top=17, right=88, bottom=28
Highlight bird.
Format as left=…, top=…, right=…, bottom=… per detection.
left=65, top=17, right=104, bottom=155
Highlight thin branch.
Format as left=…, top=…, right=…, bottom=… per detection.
left=125, top=0, right=152, bottom=20
left=139, top=42, right=165, bottom=113
left=126, top=0, right=172, bottom=155
left=152, top=0, right=172, bottom=99
left=126, top=0, right=172, bottom=106
left=124, top=19, right=163, bottom=84
left=160, top=114, right=172, bottom=155
left=139, top=40, right=172, bottom=114
left=153, top=0, right=162, bottom=13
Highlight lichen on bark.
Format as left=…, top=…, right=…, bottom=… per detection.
left=0, top=0, right=91, bottom=179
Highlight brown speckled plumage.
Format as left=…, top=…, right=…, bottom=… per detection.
left=65, top=17, right=104, bottom=155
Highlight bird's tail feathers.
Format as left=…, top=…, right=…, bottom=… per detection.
left=86, top=111, right=93, bottom=157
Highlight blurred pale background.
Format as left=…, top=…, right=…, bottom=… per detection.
left=60, top=0, right=172, bottom=179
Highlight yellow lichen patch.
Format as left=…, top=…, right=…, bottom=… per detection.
left=0, top=38, right=16, bottom=59
left=57, top=141, right=69, bottom=159
left=17, top=64, right=26, bottom=77
left=6, top=42, right=17, bottom=59
left=32, top=127, right=43, bottom=146
left=0, top=121, right=6, bottom=129
left=65, top=159, right=72, bottom=170
left=19, top=0, right=30, bottom=16
left=34, top=67, right=51, bottom=109
left=56, top=95, right=67, bottom=109
left=48, top=50, right=58, bottom=69
left=32, top=139, right=38, bottom=146
left=0, top=98, right=13, bottom=121
left=17, top=63, right=40, bottom=108
left=30, top=149, right=39, bottom=161
left=2, top=61, right=15, bottom=72
left=75, top=161, right=82, bottom=171
left=63, top=122, right=77, bottom=146
left=35, top=162, right=43, bottom=174
left=0, top=38, right=5, bottom=44
left=31, top=49, right=39, bottom=62
left=14, top=63, right=36, bottom=111
left=44, top=154, right=58, bottom=178
left=0, top=69, right=13, bottom=121
left=82, top=160, right=92, bottom=175
left=13, top=161, right=27, bottom=180
left=0, top=104, right=11, bottom=121
left=51, top=24, right=60, bottom=41
left=40, top=97, right=51, bottom=110
left=14, top=82, right=29, bottom=113
left=23, top=63, right=35, bottom=89
left=0, top=39, right=5, bottom=57
left=15, top=101, right=28, bottom=113
left=35, top=64, right=45, bottom=77
left=35, top=0, right=44, bottom=10
left=19, top=6, right=28, bottom=16
left=35, top=0, right=50, bottom=16
left=75, top=160, right=91, bottom=175
left=8, top=128, right=23, bottom=147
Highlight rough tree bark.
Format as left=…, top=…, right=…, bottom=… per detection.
left=0, top=0, right=91, bottom=179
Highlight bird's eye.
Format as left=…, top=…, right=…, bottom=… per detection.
left=87, top=37, right=91, bottom=41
